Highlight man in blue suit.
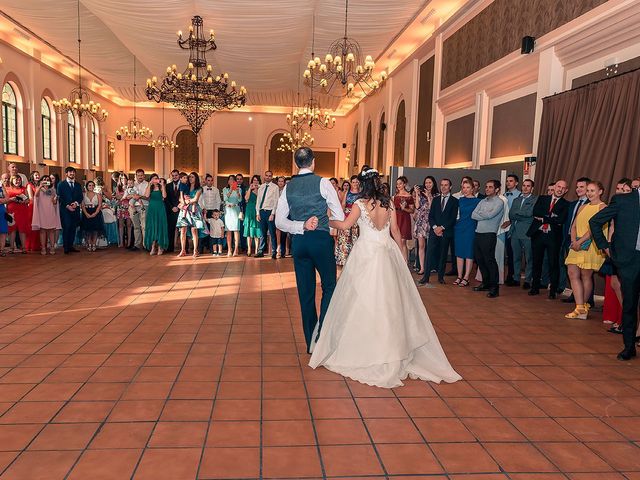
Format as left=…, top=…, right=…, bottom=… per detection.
left=508, top=179, right=537, bottom=288
left=57, top=166, right=83, bottom=254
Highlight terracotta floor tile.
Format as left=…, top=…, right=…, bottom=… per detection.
left=216, top=381, right=261, bottom=399
left=263, top=420, right=316, bottom=446
left=445, top=397, right=502, bottom=417
left=400, top=397, right=455, bottom=417
left=365, top=418, right=422, bottom=443
left=462, top=417, right=526, bottom=441
left=199, top=447, right=260, bottom=479
left=604, top=417, right=640, bottom=441
left=29, top=423, right=99, bottom=450
left=347, top=380, right=395, bottom=398
left=68, top=449, right=142, bottom=480
left=483, top=442, right=559, bottom=473
left=148, top=422, right=208, bottom=448
left=53, top=401, right=114, bottom=423
left=556, top=417, right=626, bottom=442
left=170, top=381, right=217, bottom=400
left=211, top=399, right=260, bottom=420
left=262, top=381, right=307, bottom=399
left=206, top=421, right=261, bottom=447
left=414, top=417, right=475, bottom=442
left=0, top=401, right=64, bottom=424
left=1, top=450, right=81, bottom=480
left=0, top=424, right=43, bottom=451
left=159, top=399, right=213, bottom=421
left=306, top=380, right=351, bottom=398
left=431, top=442, right=499, bottom=473
left=309, top=398, right=359, bottom=419
left=375, top=443, right=444, bottom=475
left=21, top=383, right=81, bottom=402
left=108, top=400, right=164, bottom=422
left=133, top=447, right=200, bottom=480
left=72, top=383, right=128, bottom=401
left=586, top=442, right=640, bottom=471
left=121, top=382, right=172, bottom=400
left=262, top=446, right=323, bottom=478
left=263, top=398, right=310, bottom=420
left=315, top=419, right=370, bottom=445
left=488, top=396, right=548, bottom=417
left=321, top=444, right=385, bottom=477
left=509, top=418, right=576, bottom=442
left=89, top=422, right=154, bottom=449
left=531, top=396, right=591, bottom=417
left=356, top=397, right=407, bottom=418
left=536, top=442, right=614, bottom=472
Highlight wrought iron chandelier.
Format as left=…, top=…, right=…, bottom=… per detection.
left=116, top=57, right=153, bottom=141
left=303, top=0, right=387, bottom=98
left=145, top=16, right=247, bottom=135
left=149, top=104, right=177, bottom=150
left=278, top=82, right=314, bottom=152
left=52, top=0, right=108, bottom=121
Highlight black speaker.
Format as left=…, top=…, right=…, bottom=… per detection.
left=342, top=143, right=347, bottom=148
left=521, top=36, right=535, bottom=54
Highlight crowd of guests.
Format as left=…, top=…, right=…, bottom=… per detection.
left=335, top=169, right=640, bottom=358
left=0, top=162, right=292, bottom=260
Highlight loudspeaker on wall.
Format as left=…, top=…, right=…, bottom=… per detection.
left=521, top=36, right=535, bottom=54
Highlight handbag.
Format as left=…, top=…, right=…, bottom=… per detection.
left=580, top=238, right=592, bottom=251
left=5, top=211, right=14, bottom=226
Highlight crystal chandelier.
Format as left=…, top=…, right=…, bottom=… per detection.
left=303, top=0, right=387, bottom=98
left=278, top=82, right=314, bottom=152
left=116, top=57, right=153, bottom=141
left=149, top=104, right=177, bottom=150
left=146, top=16, right=247, bottom=135
left=52, top=0, right=108, bottom=121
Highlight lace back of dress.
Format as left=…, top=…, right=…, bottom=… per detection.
left=357, top=199, right=391, bottom=233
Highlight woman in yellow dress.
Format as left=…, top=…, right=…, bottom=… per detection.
left=565, top=181, right=607, bottom=319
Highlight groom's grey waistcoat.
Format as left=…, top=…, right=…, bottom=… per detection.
left=286, top=173, right=330, bottom=232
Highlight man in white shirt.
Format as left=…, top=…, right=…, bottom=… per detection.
left=256, top=170, right=281, bottom=258
left=130, top=169, right=149, bottom=250
left=198, top=174, right=222, bottom=253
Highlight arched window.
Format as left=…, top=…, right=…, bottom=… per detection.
left=2, top=83, right=18, bottom=155
left=67, top=111, right=77, bottom=163
left=41, top=99, right=52, bottom=160
left=365, top=121, right=373, bottom=168
left=376, top=112, right=385, bottom=171
left=90, top=119, right=98, bottom=166
left=394, top=100, right=406, bottom=167
left=268, top=133, right=293, bottom=177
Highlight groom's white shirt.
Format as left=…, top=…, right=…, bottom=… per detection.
left=275, top=168, right=345, bottom=235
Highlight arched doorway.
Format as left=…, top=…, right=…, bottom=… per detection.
left=267, top=132, right=293, bottom=177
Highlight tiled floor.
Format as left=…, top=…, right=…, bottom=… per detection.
left=1, top=251, right=640, bottom=479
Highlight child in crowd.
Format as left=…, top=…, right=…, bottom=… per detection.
left=207, top=209, right=225, bottom=256
left=124, top=178, right=141, bottom=210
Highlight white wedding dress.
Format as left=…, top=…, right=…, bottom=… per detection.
left=309, top=199, right=462, bottom=388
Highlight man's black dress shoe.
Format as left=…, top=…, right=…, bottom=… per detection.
left=487, top=289, right=499, bottom=298
left=417, top=279, right=429, bottom=286
left=255, top=252, right=265, bottom=258
left=548, top=292, right=556, bottom=300
left=504, top=279, right=519, bottom=287
left=617, top=348, right=636, bottom=361
left=473, top=284, right=489, bottom=292
left=438, top=278, right=445, bottom=284
left=528, top=289, right=539, bottom=296
left=522, top=282, right=531, bottom=290
left=445, top=270, right=457, bottom=276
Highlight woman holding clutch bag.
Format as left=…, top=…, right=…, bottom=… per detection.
left=564, top=181, right=607, bottom=320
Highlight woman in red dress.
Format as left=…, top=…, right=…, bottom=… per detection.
left=393, top=176, right=415, bottom=263
left=25, top=171, right=41, bottom=251
left=6, top=175, right=31, bottom=254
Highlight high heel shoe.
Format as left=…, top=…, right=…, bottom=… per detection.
left=565, top=304, right=588, bottom=320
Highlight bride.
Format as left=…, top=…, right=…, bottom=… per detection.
left=309, top=168, right=461, bottom=388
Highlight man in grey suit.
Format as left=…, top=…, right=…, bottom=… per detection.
left=508, top=179, right=537, bottom=288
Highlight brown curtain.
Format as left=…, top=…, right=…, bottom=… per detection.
left=536, top=68, right=640, bottom=200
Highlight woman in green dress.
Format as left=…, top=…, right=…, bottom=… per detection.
left=143, top=174, right=169, bottom=255
left=244, top=175, right=263, bottom=256
left=177, top=172, right=205, bottom=258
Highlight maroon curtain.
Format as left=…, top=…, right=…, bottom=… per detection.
left=536, top=68, right=640, bottom=200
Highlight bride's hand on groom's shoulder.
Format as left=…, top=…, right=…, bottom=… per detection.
left=304, top=216, right=319, bottom=231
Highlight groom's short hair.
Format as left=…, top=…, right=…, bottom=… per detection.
left=294, top=147, right=314, bottom=168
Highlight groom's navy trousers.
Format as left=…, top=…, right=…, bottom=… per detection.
left=291, top=230, right=336, bottom=350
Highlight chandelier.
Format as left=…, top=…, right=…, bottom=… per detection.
left=278, top=82, right=314, bottom=152
left=116, top=57, right=153, bottom=141
left=146, top=16, right=247, bottom=135
left=52, top=0, right=108, bottom=121
left=149, top=104, right=177, bottom=150
left=303, top=0, right=387, bottom=98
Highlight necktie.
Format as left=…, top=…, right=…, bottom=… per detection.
left=441, top=195, right=446, bottom=211
left=174, top=182, right=178, bottom=192
left=571, top=199, right=584, bottom=225
left=259, top=185, right=268, bottom=210
left=542, top=197, right=557, bottom=233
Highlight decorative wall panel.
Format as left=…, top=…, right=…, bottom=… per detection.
left=442, top=0, right=608, bottom=89
left=129, top=144, right=154, bottom=172
left=174, top=130, right=199, bottom=173
left=444, top=113, right=475, bottom=165
left=490, top=93, right=537, bottom=158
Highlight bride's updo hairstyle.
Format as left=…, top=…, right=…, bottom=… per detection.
left=358, top=167, right=391, bottom=210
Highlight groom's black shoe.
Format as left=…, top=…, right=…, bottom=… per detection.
left=438, top=278, right=445, bottom=284
left=417, top=278, right=429, bottom=286
left=473, top=284, right=489, bottom=292
left=487, top=288, right=499, bottom=298
left=617, top=348, right=636, bottom=361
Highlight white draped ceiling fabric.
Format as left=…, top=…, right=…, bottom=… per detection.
left=2, top=0, right=428, bottom=109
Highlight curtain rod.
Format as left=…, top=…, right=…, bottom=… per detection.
left=543, top=64, right=640, bottom=100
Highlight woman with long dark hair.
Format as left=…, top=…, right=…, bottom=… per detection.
left=143, top=174, right=168, bottom=255
left=412, top=176, right=438, bottom=275
left=334, top=175, right=361, bottom=266
left=176, top=172, right=205, bottom=258
left=393, top=176, right=415, bottom=262
left=309, top=168, right=461, bottom=388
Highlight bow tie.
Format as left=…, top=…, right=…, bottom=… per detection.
left=506, top=192, right=513, bottom=196
left=207, top=187, right=212, bottom=190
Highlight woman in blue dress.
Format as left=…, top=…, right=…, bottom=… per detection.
left=453, top=180, right=481, bottom=287
left=222, top=174, right=242, bottom=257
left=176, top=172, right=205, bottom=258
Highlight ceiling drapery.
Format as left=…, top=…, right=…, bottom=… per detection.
left=2, top=0, right=427, bottom=108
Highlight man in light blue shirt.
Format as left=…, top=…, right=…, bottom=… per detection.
left=503, top=174, right=521, bottom=286
left=472, top=180, right=505, bottom=298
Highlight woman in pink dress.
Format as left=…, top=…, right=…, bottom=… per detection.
left=32, top=177, right=62, bottom=255
left=25, top=171, right=42, bottom=251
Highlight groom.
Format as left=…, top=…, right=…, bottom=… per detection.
left=275, top=147, right=345, bottom=353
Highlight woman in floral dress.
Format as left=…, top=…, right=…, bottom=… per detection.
left=412, top=175, right=438, bottom=275
left=176, top=172, right=205, bottom=258
left=335, top=175, right=361, bottom=266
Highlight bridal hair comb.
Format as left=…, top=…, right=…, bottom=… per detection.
left=360, top=168, right=379, bottom=178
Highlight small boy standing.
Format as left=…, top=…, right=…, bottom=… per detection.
left=207, top=209, right=225, bottom=256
